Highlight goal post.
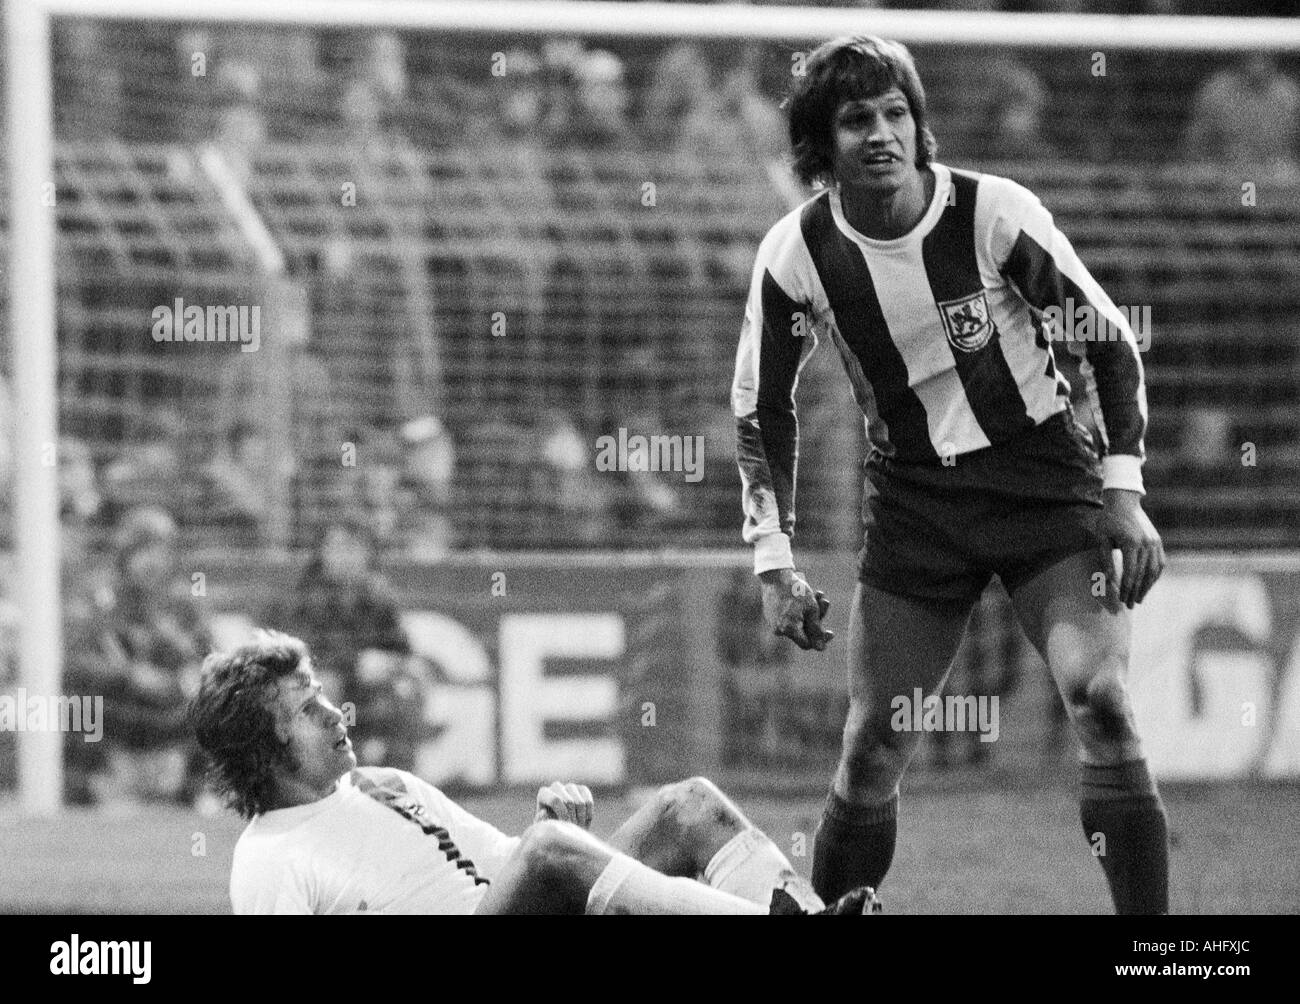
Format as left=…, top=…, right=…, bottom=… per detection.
left=29, top=0, right=1300, bottom=49
left=5, top=0, right=1300, bottom=815
left=5, top=0, right=60, bottom=816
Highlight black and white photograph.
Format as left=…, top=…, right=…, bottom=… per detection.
left=0, top=0, right=1295, bottom=962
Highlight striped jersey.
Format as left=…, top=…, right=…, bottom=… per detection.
left=732, top=163, right=1147, bottom=573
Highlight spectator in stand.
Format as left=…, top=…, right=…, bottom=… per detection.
left=210, top=58, right=267, bottom=185
left=99, top=416, right=185, bottom=527
left=392, top=415, right=457, bottom=561
left=643, top=43, right=796, bottom=282
left=485, top=46, right=549, bottom=148
left=59, top=434, right=108, bottom=602
left=266, top=515, right=424, bottom=770
left=329, top=425, right=402, bottom=550
left=530, top=409, right=618, bottom=547
left=606, top=405, right=690, bottom=542
left=642, top=42, right=716, bottom=150
left=63, top=506, right=210, bottom=806
left=57, top=435, right=114, bottom=804
left=59, top=436, right=102, bottom=529
left=684, top=404, right=743, bottom=545
left=340, top=77, right=398, bottom=159
left=198, top=420, right=274, bottom=547
left=181, top=25, right=318, bottom=144
left=1184, top=55, right=1300, bottom=178
left=684, top=45, right=788, bottom=167
left=321, top=73, right=442, bottom=430
left=359, top=31, right=409, bottom=112
left=477, top=48, right=557, bottom=331
left=543, top=44, right=639, bottom=152
left=54, top=20, right=123, bottom=139
left=973, top=56, right=1058, bottom=162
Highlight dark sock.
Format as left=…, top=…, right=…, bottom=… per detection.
left=1079, top=760, right=1169, bottom=915
left=811, top=791, right=898, bottom=902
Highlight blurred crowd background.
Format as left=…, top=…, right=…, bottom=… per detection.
left=0, top=0, right=1297, bottom=804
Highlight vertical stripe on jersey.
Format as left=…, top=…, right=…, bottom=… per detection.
left=1003, top=230, right=1144, bottom=457
left=800, top=194, right=938, bottom=462
left=922, top=171, right=1034, bottom=445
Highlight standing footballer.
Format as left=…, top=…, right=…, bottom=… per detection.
left=733, top=36, right=1168, bottom=913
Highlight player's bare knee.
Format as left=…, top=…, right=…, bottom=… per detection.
left=839, top=730, right=909, bottom=797
left=660, top=776, right=729, bottom=817
left=1071, top=671, right=1138, bottom=743
left=657, top=776, right=746, bottom=854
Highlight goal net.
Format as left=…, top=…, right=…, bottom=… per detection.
left=3, top=1, right=1299, bottom=807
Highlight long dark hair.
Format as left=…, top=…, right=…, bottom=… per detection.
left=787, top=35, right=938, bottom=187
left=190, top=631, right=312, bottom=818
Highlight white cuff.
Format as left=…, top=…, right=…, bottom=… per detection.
left=1102, top=454, right=1145, bottom=495
left=753, top=534, right=794, bottom=575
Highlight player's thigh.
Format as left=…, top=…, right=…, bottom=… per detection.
left=473, top=820, right=614, bottom=915
left=1008, top=549, right=1141, bottom=752
left=844, top=581, right=974, bottom=743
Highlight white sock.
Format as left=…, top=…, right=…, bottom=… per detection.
left=586, top=853, right=768, bottom=915
left=704, top=827, right=823, bottom=913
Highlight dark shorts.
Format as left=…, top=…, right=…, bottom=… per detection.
left=857, top=409, right=1104, bottom=606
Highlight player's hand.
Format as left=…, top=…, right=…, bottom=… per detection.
left=1098, top=488, right=1166, bottom=610
left=758, top=568, right=834, bottom=651
left=535, top=781, right=594, bottom=828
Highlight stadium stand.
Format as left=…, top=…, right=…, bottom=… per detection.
left=0, top=23, right=1297, bottom=557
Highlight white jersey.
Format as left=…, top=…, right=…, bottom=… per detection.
left=230, top=767, right=520, bottom=915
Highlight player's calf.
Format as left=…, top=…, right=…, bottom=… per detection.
left=812, top=709, right=915, bottom=902
left=1067, top=672, right=1169, bottom=915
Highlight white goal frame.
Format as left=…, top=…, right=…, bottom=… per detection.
left=6, top=0, right=1300, bottom=815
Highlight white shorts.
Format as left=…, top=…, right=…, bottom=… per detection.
left=702, top=827, right=823, bottom=913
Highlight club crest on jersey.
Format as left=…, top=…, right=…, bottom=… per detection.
left=937, top=290, right=996, bottom=353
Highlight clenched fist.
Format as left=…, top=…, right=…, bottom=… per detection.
left=534, top=781, right=594, bottom=828
left=758, top=568, right=834, bottom=651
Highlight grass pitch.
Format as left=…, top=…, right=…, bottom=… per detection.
left=1, top=778, right=1295, bottom=914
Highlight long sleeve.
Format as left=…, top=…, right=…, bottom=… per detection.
left=990, top=178, right=1148, bottom=493
left=732, top=221, right=821, bottom=574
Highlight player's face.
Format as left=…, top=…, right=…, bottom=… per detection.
left=274, top=667, right=356, bottom=792
left=830, top=88, right=919, bottom=194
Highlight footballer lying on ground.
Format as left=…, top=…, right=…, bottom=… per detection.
left=191, top=631, right=879, bottom=915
